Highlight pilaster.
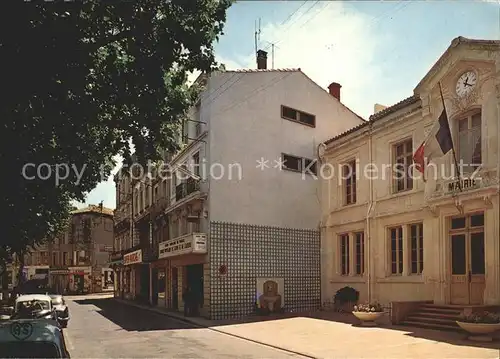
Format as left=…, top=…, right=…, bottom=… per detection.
left=484, top=197, right=500, bottom=305
left=435, top=215, right=447, bottom=304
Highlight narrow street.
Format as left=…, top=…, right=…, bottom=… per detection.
left=64, top=296, right=305, bottom=358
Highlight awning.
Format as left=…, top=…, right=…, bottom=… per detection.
left=108, top=260, right=123, bottom=267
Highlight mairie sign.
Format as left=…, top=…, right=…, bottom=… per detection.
left=447, top=178, right=479, bottom=192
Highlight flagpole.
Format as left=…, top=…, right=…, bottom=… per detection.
left=438, top=82, right=462, bottom=191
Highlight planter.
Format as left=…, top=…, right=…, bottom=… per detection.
left=456, top=321, right=500, bottom=342
left=352, top=311, right=384, bottom=327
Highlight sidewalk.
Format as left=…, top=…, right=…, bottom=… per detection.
left=115, top=298, right=500, bottom=359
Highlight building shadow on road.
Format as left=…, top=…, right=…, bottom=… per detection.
left=73, top=298, right=200, bottom=332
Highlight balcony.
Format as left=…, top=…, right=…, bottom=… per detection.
left=175, top=178, right=200, bottom=201
left=158, top=232, right=207, bottom=259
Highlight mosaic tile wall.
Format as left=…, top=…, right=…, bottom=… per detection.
left=209, top=221, right=320, bottom=320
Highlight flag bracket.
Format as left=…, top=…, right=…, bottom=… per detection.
left=483, top=195, right=493, bottom=207
left=453, top=198, right=464, bottom=215
left=425, top=205, right=439, bottom=218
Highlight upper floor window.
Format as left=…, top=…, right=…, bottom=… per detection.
left=393, top=139, right=413, bottom=193
left=153, top=184, right=159, bottom=204
left=281, top=105, right=316, bottom=127
left=282, top=154, right=317, bottom=175
left=193, top=152, right=200, bottom=177
left=457, top=111, right=481, bottom=173
left=343, top=160, right=356, bottom=205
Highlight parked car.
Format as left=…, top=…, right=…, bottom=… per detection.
left=11, top=294, right=58, bottom=323
left=0, top=319, right=71, bottom=358
left=48, top=295, right=69, bottom=328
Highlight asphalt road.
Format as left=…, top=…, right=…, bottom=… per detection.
left=64, top=296, right=305, bottom=359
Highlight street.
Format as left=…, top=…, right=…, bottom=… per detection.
left=64, top=296, right=305, bottom=358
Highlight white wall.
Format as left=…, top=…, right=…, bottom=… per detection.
left=205, top=70, right=364, bottom=229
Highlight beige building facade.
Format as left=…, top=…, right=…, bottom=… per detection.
left=24, top=205, right=114, bottom=294
left=320, top=37, right=500, bottom=308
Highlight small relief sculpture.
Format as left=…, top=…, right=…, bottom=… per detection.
left=258, top=280, right=282, bottom=312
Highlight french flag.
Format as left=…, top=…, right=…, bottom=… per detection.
left=413, top=109, right=454, bottom=174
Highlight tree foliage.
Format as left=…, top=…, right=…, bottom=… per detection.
left=0, top=0, right=232, bottom=267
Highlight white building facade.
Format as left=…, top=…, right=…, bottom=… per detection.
left=153, top=50, right=365, bottom=319
left=320, top=37, right=500, bottom=315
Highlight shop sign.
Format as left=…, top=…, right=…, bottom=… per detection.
left=124, top=250, right=142, bottom=265
left=158, top=233, right=207, bottom=259
left=50, top=269, right=70, bottom=275
left=110, top=252, right=123, bottom=262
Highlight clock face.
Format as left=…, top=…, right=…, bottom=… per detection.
left=456, top=71, right=477, bottom=97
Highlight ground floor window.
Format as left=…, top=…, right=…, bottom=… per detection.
left=337, top=231, right=365, bottom=276
left=387, top=222, right=424, bottom=276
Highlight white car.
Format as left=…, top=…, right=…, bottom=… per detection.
left=12, top=294, right=58, bottom=322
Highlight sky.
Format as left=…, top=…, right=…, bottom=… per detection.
left=75, top=0, right=500, bottom=210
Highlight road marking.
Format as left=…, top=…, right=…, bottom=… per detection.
left=63, top=329, right=74, bottom=351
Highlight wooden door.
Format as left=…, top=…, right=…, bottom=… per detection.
left=450, top=234, right=468, bottom=304
left=469, top=231, right=485, bottom=305
left=450, top=227, right=486, bottom=305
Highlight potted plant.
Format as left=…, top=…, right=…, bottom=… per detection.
left=456, top=311, right=500, bottom=342
left=352, top=302, right=384, bottom=326
left=333, top=286, right=359, bottom=312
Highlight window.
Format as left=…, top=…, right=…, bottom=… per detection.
left=394, top=139, right=413, bottom=192
left=281, top=105, right=316, bottom=127
left=410, top=223, right=424, bottom=274
left=343, top=160, right=356, bottom=205
left=193, top=152, right=200, bottom=177
left=457, top=111, right=481, bottom=173
left=153, top=184, right=159, bottom=204
left=282, top=154, right=317, bottom=175
left=52, top=252, right=57, bottom=266
left=389, top=226, right=403, bottom=275
left=63, top=252, right=68, bottom=266
left=354, top=232, right=365, bottom=275
left=340, top=234, right=349, bottom=275
left=195, top=123, right=202, bottom=137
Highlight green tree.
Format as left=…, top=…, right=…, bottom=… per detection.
left=0, top=0, right=232, bottom=274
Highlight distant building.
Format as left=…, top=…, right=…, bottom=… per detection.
left=24, top=205, right=114, bottom=294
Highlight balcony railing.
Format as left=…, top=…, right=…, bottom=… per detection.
left=175, top=178, right=200, bottom=201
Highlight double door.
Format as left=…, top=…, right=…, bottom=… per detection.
left=449, top=214, right=485, bottom=305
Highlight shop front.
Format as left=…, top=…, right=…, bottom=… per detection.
left=123, top=249, right=142, bottom=300
left=151, top=254, right=171, bottom=308
left=108, top=251, right=124, bottom=298
left=158, top=232, right=208, bottom=316
left=68, top=267, right=92, bottom=294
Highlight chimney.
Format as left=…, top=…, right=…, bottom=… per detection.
left=256, top=49, right=268, bottom=70
left=328, top=82, right=341, bottom=101
left=374, top=103, right=387, bottom=114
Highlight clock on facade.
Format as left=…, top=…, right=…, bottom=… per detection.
left=456, top=70, right=477, bottom=97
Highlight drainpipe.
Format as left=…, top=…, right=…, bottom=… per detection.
left=366, top=123, right=374, bottom=303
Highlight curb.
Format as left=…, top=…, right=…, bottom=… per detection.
left=113, top=298, right=317, bottom=359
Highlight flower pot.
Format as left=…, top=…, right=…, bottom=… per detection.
left=352, top=311, right=384, bottom=327
left=456, top=321, right=500, bottom=342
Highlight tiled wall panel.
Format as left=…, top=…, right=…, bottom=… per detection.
left=209, top=221, right=320, bottom=320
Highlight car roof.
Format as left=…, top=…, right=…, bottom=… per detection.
left=0, top=319, right=62, bottom=344
left=16, top=294, right=52, bottom=302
